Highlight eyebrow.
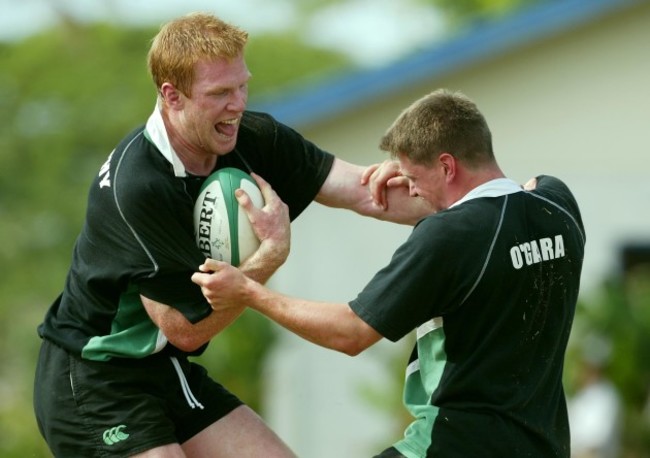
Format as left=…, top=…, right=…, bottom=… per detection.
left=400, top=169, right=415, bottom=180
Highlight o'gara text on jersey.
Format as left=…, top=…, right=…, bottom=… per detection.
left=510, top=234, right=565, bottom=269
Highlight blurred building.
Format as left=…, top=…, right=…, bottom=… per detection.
left=251, top=0, right=650, bottom=456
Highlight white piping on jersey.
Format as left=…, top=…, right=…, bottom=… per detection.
left=528, top=193, right=585, bottom=245
left=145, top=101, right=187, bottom=177
left=450, top=178, right=522, bottom=208
left=416, top=317, right=444, bottom=339
left=406, top=359, right=420, bottom=378
left=170, top=356, right=205, bottom=410
left=112, top=133, right=160, bottom=276
left=155, top=329, right=168, bottom=353
left=406, top=318, right=443, bottom=378
left=459, top=194, right=509, bottom=307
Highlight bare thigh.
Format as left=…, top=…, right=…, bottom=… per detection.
left=182, top=405, right=296, bottom=458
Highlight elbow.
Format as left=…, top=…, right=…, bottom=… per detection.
left=335, top=336, right=370, bottom=357
left=313, top=332, right=364, bottom=356
left=331, top=309, right=381, bottom=356
left=168, top=334, right=207, bottom=353
left=341, top=345, right=364, bottom=357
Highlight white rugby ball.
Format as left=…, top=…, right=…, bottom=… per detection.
left=194, top=168, right=264, bottom=266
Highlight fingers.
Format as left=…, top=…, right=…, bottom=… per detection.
left=239, top=173, right=288, bottom=217
left=192, top=259, right=225, bottom=285
left=366, top=160, right=403, bottom=208
left=360, top=163, right=381, bottom=185
left=191, top=258, right=227, bottom=308
left=192, top=259, right=237, bottom=286
left=250, top=172, right=275, bottom=204
left=191, top=259, right=244, bottom=308
left=523, top=177, right=538, bottom=191
left=201, top=258, right=225, bottom=272
left=386, top=175, right=410, bottom=188
left=233, top=173, right=290, bottom=261
left=234, top=188, right=253, bottom=212
left=234, top=174, right=265, bottom=215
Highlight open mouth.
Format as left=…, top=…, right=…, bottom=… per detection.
left=215, top=118, right=239, bottom=138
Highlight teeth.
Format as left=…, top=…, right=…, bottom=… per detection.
left=220, top=118, right=239, bottom=125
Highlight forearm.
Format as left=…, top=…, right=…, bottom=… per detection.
left=141, top=295, right=244, bottom=352
left=242, top=278, right=380, bottom=355
left=316, top=159, right=432, bottom=225
left=238, top=238, right=289, bottom=285
left=369, top=185, right=432, bottom=225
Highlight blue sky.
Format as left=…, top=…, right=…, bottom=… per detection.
left=0, top=0, right=445, bottom=66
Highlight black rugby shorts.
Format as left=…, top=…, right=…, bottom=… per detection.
left=34, top=338, right=242, bottom=457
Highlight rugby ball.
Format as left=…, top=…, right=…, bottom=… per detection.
left=194, top=168, right=264, bottom=266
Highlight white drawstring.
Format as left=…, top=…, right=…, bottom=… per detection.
left=170, top=356, right=204, bottom=410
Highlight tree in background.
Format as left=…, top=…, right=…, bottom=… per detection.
left=565, top=253, right=650, bottom=457
left=422, top=0, right=545, bottom=23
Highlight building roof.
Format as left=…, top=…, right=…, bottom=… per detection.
left=250, top=0, right=643, bottom=127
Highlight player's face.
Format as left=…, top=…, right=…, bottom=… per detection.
left=398, top=155, right=448, bottom=212
left=180, top=55, right=251, bottom=156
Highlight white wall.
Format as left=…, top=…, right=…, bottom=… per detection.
left=461, top=3, right=650, bottom=295
left=264, top=3, right=650, bottom=457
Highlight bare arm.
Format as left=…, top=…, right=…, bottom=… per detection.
left=141, top=295, right=244, bottom=352
left=142, top=173, right=291, bottom=352
left=192, top=259, right=383, bottom=356
left=316, top=158, right=432, bottom=225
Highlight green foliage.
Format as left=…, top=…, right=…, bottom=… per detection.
left=246, top=32, right=351, bottom=97
left=419, top=0, right=546, bottom=25
left=0, top=23, right=155, bottom=303
left=566, top=266, right=650, bottom=456
left=195, top=309, right=278, bottom=412
left=0, top=20, right=351, bottom=456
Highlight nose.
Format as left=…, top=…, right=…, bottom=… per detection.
left=409, top=183, right=418, bottom=197
left=228, top=87, right=247, bottom=112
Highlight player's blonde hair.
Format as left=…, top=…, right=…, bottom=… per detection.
left=379, top=89, right=494, bottom=167
left=147, top=12, right=248, bottom=97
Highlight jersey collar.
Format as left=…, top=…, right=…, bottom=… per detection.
left=144, top=102, right=188, bottom=177
left=450, top=178, right=522, bottom=208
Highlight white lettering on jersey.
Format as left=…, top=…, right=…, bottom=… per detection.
left=510, top=234, right=565, bottom=269
left=99, top=150, right=114, bottom=189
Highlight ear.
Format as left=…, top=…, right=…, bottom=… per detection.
left=160, top=82, right=184, bottom=109
left=439, top=153, right=456, bottom=181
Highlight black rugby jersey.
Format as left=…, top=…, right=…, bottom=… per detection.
left=38, top=106, right=334, bottom=361
left=350, top=176, right=585, bottom=458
